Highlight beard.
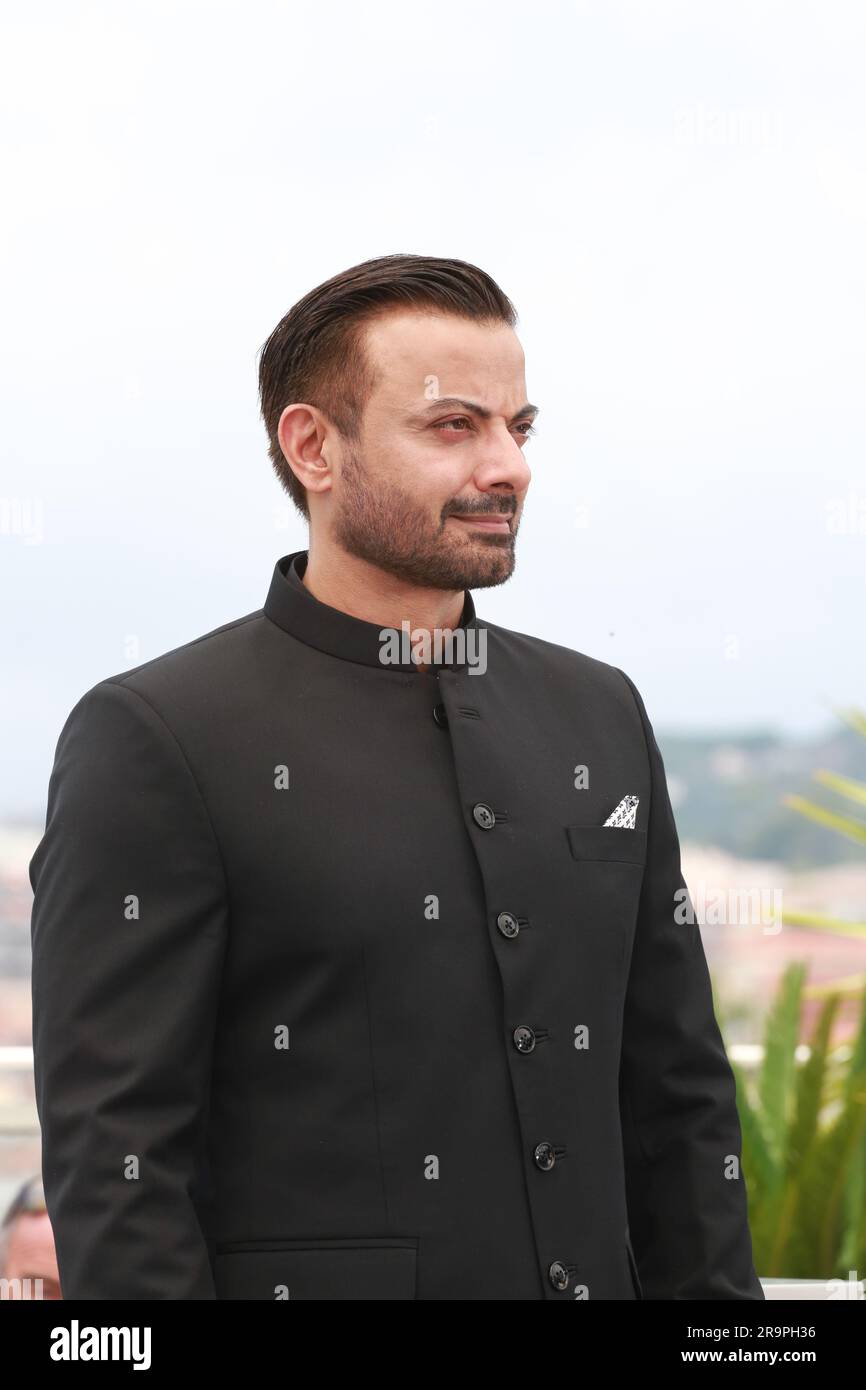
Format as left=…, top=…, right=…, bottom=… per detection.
left=331, top=442, right=519, bottom=591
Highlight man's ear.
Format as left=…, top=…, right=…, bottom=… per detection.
left=278, top=405, right=333, bottom=499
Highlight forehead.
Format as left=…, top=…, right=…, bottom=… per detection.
left=361, top=309, right=526, bottom=406
left=7, top=1212, right=57, bottom=1260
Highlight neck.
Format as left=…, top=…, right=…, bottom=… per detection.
left=301, top=542, right=467, bottom=645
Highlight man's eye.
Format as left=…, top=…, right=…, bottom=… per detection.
left=435, top=417, right=472, bottom=431
left=434, top=418, right=537, bottom=437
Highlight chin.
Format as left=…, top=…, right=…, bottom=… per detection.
left=461, top=552, right=517, bottom=589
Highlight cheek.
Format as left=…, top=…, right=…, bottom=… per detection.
left=381, top=439, right=475, bottom=518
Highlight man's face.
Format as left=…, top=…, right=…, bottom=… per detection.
left=3, top=1213, right=62, bottom=1298
left=328, top=309, right=535, bottom=591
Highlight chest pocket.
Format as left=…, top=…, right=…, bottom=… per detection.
left=565, top=825, right=647, bottom=864
left=563, top=825, right=646, bottom=976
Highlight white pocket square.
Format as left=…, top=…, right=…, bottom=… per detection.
left=603, top=795, right=639, bottom=829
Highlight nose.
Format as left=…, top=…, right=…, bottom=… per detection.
left=471, top=430, right=532, bottom=496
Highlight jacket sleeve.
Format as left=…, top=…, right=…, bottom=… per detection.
left=614, top=667, right=764, bottom=1300
left=29, top=678, right=229, bottom=1299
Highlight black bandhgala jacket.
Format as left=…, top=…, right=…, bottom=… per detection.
left=29, top=549, right=764, bottom=1301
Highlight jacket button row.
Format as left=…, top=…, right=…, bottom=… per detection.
left=513, top=1025, right=536, bottom=1053
left=548, top=1260, right=571, bottom=1291
left=533, top=1140, right=558, bottom=1170
left=496, top=911, right=520, bottom=938
left=472, top=802, right=496, bottom=830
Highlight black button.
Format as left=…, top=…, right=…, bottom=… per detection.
left=548, top=1260, right=570, bottom=1291
left=432, top=703, right=448, bottom=728
left=513, top=1025, right=536, bottom=1053
left=472, top=802, right=496, bottom=830
left=496, top=911, right=520, bottom=938
left=534, top=1141, right=556, bottom=1170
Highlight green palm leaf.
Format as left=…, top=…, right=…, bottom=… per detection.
left=782, top=794, right=866, bottom=847
left=759, top=962, right=806, bottom=1168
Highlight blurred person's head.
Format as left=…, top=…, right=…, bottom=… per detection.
left=258, top=254, right=536, bottom=594
left=0, top=1175, right=61, bottom=1299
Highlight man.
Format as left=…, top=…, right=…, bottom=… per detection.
left=29, top=253, right=764, bottom=1300
left=0, top=1175, right=62, bottom=1300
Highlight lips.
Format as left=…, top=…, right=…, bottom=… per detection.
left=450, top=514, right=512, bottom=532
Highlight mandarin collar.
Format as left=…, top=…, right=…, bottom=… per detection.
left=263, top=549, right=481, bottom=672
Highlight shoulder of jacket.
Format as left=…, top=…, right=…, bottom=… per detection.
left=89, top=607, right=265, bottom=692
left=481, top=615, right=642, bottom=710
left=58, top=608, right=267, bottom=740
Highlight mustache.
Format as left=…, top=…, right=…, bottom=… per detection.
left=446, top=500, right=517, bottom=517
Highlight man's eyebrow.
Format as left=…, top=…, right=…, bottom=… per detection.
left=407, top=397, right=540, bottom=424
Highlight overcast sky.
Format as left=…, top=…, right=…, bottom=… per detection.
left=2, top=0, right=864, bottom=816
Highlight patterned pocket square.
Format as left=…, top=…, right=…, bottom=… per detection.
left=603, top=795, right=640, bottom=829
